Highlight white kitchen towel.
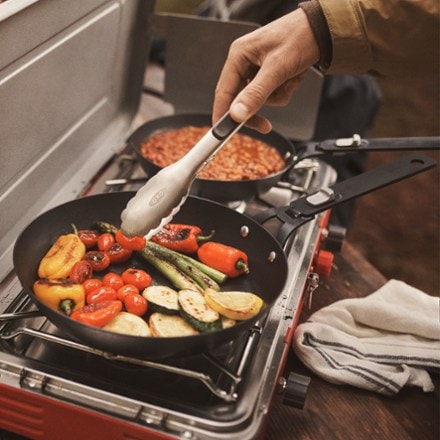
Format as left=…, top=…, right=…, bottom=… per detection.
left=293, top=279, right=440, bottom=395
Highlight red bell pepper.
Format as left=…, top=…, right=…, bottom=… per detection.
left=197, top=242, right=250, bottom=278
left=151, top=224, right=215, bottom=254
left=115, top=230, right=146, bottom=251
left=70, top=300, right=122, bottom=327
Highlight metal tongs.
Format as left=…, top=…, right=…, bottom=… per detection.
left=120, top=112, right=245, bottom=238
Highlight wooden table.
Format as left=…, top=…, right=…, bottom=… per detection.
left=265, top=242, right=439, bottom=440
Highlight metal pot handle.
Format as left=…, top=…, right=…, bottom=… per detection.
left=253, top=154, right=437, bottom=244
left=295, top=135, right=440, bottom=163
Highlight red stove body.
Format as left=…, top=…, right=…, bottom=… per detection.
left=0, top=2, right=333, bottom=439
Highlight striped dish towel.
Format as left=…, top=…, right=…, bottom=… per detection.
left=293, top=279, right=440, bottom=395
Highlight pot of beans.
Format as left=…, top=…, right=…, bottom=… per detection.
left=129, top=113, right=296, bottom=202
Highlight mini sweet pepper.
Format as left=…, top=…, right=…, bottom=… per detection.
left=151, top=224, right=215, bottom=254
left=33, top=278, right=85, bottom=316
left=38, top=233, right=86, bottom=279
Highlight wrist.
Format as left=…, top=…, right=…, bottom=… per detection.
left=299, top=0, right=332, bottom=72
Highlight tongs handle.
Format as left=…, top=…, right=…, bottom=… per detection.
left=120, top=112, right=244, bottom=238
left=176, top=112, right=244, bottom=176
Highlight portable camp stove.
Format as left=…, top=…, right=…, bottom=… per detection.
left=0, top=150, right=336, bottom=440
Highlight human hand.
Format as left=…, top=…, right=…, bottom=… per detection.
left=213, top=9, right=320, bottom=133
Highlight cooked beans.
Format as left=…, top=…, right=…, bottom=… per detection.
left=140, top=126, right=286, bottom=181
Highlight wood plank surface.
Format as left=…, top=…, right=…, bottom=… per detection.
left=265, top=242, right=439, bottom=440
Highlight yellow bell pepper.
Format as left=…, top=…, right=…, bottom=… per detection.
left=33, top=278, right=85, bottom=316
left=38, top=233, right=86, bottom=279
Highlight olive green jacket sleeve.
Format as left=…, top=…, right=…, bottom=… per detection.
left=318, top=0, right=439, bottom=79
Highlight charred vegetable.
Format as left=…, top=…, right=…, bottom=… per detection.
left=178, top=289, right=222, bottom=332
left=149, top=312, right=199, bottom=337
left=150, top=224, right=215, bottom=254
left=33, top=278, right=85, bottom=316
left=103, top=312, right=151, bottom=336
left=38, top=233, right=86, bottom=278
left=204, top=288, right=263, bottom=320
left=70, top=300, right=122, bottom=327
left=142, top=285, right=179, bottom=315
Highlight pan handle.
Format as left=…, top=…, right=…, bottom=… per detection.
left=295, top=135, right=440, bottom=163
left=254, top=154, right=437, bottom=244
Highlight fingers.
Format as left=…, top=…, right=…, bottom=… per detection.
left=212, top=9, right=319, bottom=134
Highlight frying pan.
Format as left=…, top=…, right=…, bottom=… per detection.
left=129, top=113, right=296, bottom=202
left=11, top=154, right=436, bottom=360
left=129, top=113, right=440, bottom=203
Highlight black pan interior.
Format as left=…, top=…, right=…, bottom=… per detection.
left=13, top=192, right=288, bottom=359
left=129, top=113, right=296, bottom=202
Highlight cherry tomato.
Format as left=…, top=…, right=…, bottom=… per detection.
left=69, top=260, right=93, bottom=283
left=121, top=268, right=152, bottom=290
left=106, top=243, right=132, bottom=264
left=116, top=284, right=139, bottom=302
left=82, top=278, right=103, bottom=295
left=115, top=230, right=146, bottom=251
left=77, top=230, right=99, bottom=249
left=97, top=233, right=115, bottom=252
left=84, top=251, right=111, bottom=272
left=102, top=272, right=124, bottom=291
left=86, top=286, right=117, bottom=304
left=124, top=292, right=148, bottom=316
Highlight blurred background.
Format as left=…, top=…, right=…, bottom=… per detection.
left=154, top=0, right=439, bottom=296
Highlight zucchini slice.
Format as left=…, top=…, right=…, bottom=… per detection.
left=204, top=288, right=264, bottom=320
left=103, top=312, right=152, bottom=336
left=142, top=285, right=179, bottom=315
left=149, top=312, right=199, bottom=337
left=178, top=289, right=222, bottom=332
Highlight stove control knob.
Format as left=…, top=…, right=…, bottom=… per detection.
left=281, top=372, right=311, bottom=409
left=325, top=224, right=347, bottom=252
left=315, top=249, right=334, bottom=277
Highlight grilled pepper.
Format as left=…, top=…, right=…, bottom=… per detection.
left=197, top=242, right=250, bottom=278
left=70, top=300, right=123, bottom=327
left=151, top=224, right=215, bottom=254
left=38, top=233, right=86, bottom=279
left=33, top=278, right=85, bottom=316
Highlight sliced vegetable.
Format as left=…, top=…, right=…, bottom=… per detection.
left=84, top=251, right=111, bottom=272
left=86, top=286, right=117, bottom=304
left=121, top=268, right=152, bottom=290
left=149, top=312, right=199, bottom=337
left=38, top=233, right=86, bottom=279
left=106, top=243, right=132, bottom=264
left=124, top=292, right=148, bottom=316
left=69, top=260, right=93, bottom=284
left=204, top=288, right=263, bottom=320
left=33, top=278, right=85, bottom=316
left=115, top=229, right=146, bottom=251
left=221, top=316, right=236, bottom=329
left=142, top=285, right=179, bottom=315
left=70, top=300, right=122, bottom=327
left=97, top=233, right=115, bottom=251
left=151, top=224, right=215, bottom=254
left=197, top=242, right=249, bottom=278
left=103, top=312, right=151, bottom=336
left=77, top=229, right=100, bottom=249
left=178, top=289, right=222, bottom=332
